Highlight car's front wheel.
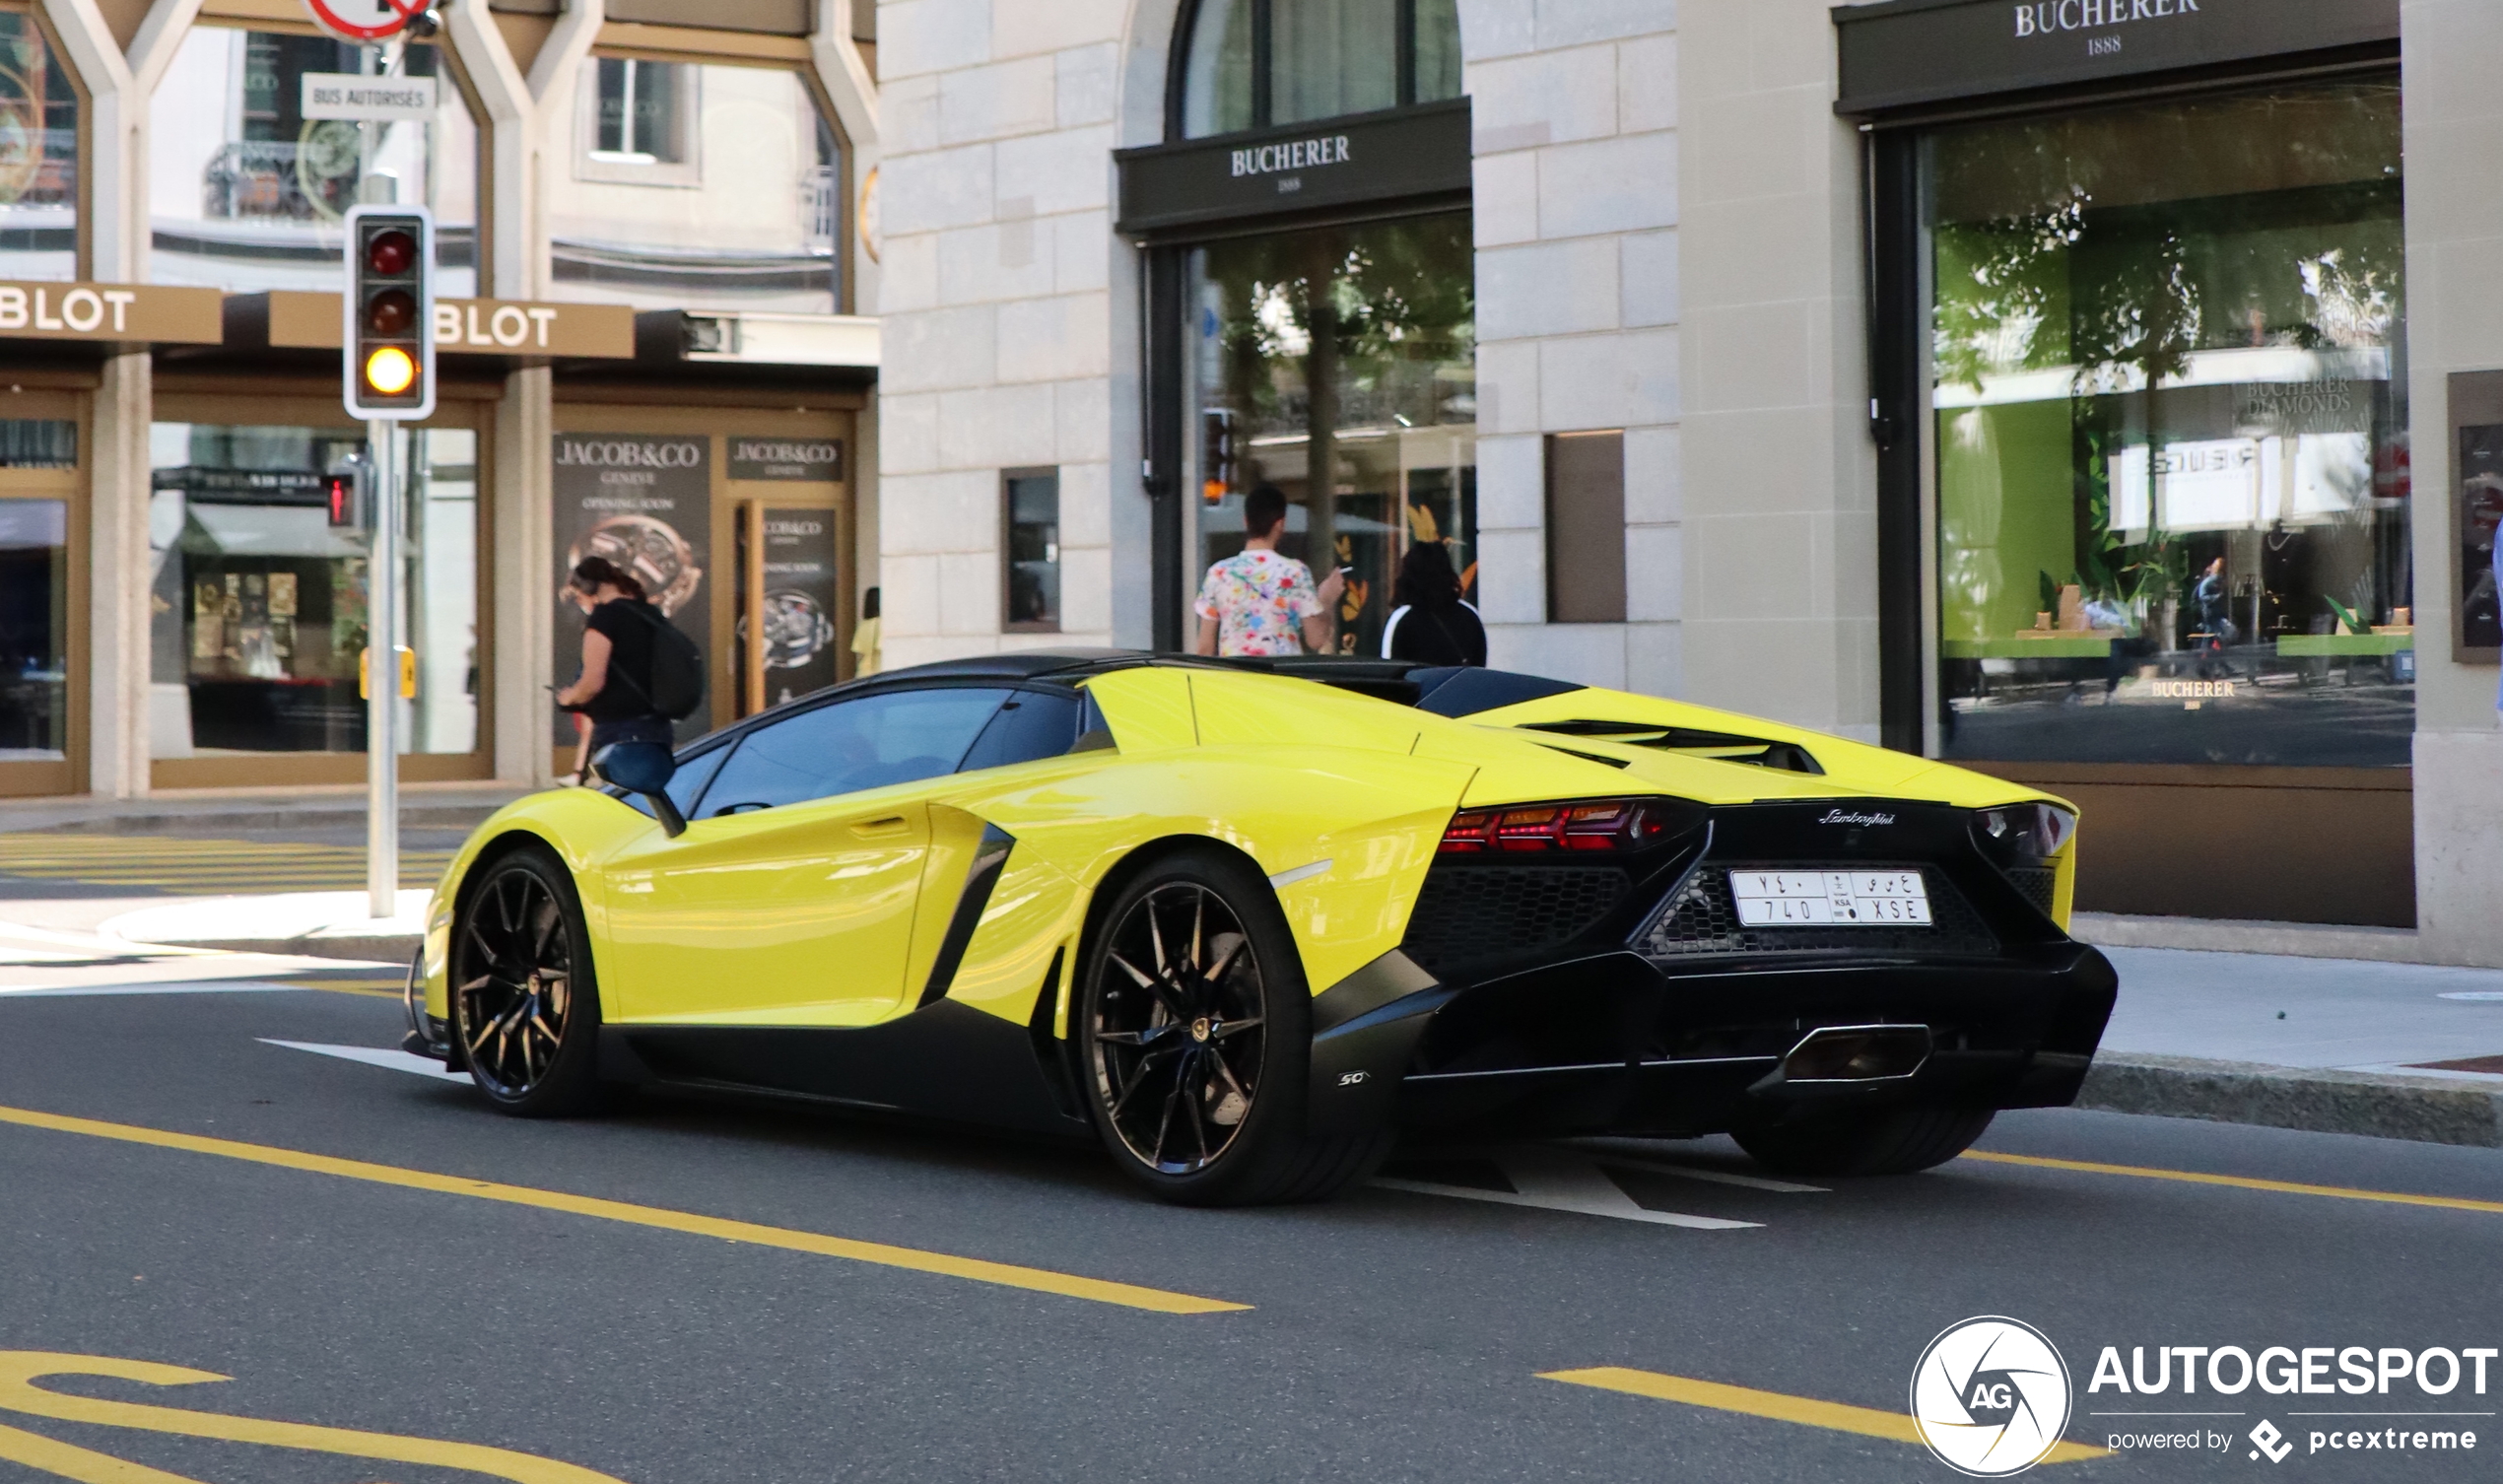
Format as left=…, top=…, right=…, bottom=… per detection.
left=1731, top=1106, right=1996, bottom=1177
left=449, top=844, right=609, bottom=1117
left=1077, top=846, right=1390, bottom=1206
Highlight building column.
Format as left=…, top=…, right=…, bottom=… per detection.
left=493, top=366, right=555, bottom=785
left=88, top=350, right=151, bottom=798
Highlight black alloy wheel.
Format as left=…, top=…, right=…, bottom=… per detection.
left=1091, top=880, right=1267, bottom=1175
left=450, top=846, right=607, bottom=1115
left=1078, top=846, right=1392, bottom=1205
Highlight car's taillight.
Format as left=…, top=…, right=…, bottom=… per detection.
left=1439, top=797, right=1695, bottom=854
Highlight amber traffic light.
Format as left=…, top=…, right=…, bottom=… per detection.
left=343, top=206, right=435, bottom=421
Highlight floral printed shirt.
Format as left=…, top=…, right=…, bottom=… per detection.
left=1193, top=549, right=1321, bottom=656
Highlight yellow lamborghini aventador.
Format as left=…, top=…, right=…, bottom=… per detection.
left=406, top=652, right=2116, bottom=1205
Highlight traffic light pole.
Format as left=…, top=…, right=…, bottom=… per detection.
left=366, top=420, right=397, bottom=919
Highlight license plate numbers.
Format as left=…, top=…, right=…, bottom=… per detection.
left=1728, top=870, right=1931, bottom=926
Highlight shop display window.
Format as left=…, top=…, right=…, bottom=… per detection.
left=0, top=10, right=77, bottom=283
left=148, top=422, right=477, bottom=759
left=1185, top=211, right=1476, bottom=656
left=0, top=495, right=66, bottom=761
left=1925, top=81, right=2410, bottom=768
left=148, top=29, right=480, bottom=295
left=550, top=59, right=840, bottom=312
left=1183, top=0, right=1462, bottom=139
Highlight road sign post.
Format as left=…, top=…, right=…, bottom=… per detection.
left=346, top=203, right=436, bottom=920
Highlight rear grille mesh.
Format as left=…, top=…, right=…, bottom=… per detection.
left=2004, top=866, right=2058, bottom=920
left=1637, top=865, right=1998, bottom=960
left=1401, top=865, right=1632, bottom=974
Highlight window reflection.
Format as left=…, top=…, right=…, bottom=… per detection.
left=1928, top=83, right=2410, bottom=768
left=149, top=30, right=479, bottom=295
left=0, top=13, right=77, bottom=282
left=554, top=60, right=839, bottom=312
left=1182, top=0, right=1464, bottom=139
left=1187, top=212, right=1476, bottom=655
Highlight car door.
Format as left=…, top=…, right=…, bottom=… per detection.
left=598, top=685, right=1016, bottom=1026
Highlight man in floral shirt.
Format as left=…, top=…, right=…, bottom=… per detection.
left=1191, top=486, right=1345, bottom=656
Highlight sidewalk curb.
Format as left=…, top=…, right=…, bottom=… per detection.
left=118, top=932, right=419, bottom=966
left=2080, top=1052, right=2503, bottom=1148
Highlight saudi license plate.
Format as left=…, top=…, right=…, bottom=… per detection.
left=1728, top=869, right=1932, bottom=926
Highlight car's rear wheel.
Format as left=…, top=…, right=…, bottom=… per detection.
left=1731, top=1106, right=1996, bottom=1177
left=450, top=845, right=608, bottom=1117
left=1077, top=846, right=1390, bottom=1206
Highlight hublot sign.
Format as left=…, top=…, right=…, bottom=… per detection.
left=1835, top=0, right=2398, bottom=115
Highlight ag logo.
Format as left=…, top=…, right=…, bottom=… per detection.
left=1910, top=1316, right=2074, bottom=1476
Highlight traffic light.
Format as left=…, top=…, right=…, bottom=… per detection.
left=1202, top=409, right=1236, bottom=504
left=343, top=204, right=435, bottom=421
left=324, top=456, right=369, bottom=529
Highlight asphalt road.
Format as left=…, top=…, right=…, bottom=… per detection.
left=2, top=971, right=2499, bottom=1483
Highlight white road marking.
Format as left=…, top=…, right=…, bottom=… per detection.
left=1374, top=1146, right=1761, bottom=1230
left=259, top=1040, right=472, bottom=1084
left=1266, top=858, right=1332, bottom=889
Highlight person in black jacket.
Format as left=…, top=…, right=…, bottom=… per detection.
left=556, top=556, right=675, bottom=753
left=1381, top=539, right=1487, bottom=666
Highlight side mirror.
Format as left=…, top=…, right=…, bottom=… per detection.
left=590, top=741, right=687, bottom=838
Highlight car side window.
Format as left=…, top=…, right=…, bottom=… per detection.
left=956, top=690, right=1082, bottom=775
left=618, top=740, right=732, bottom=823
left=697, top=688, right=1013, bottom=817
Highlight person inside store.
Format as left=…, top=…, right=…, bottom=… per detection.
left=1191, top=484, right=1345, bottom=657
left=1381, top=539, right=1486, bottom=666
left=556, top=556, right=676, bottom=766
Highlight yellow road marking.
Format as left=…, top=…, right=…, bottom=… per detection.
left=0, top=1104, right=1248, bottom=1315
left=1961, top=1149, right=2503, bottom=1216
left=0, top=1419, right=205, bottom=1483
left=291, top=982, right=402, bottom=999
left=1539, top=1367, right=2109, bottom=1463
left=0, top=1353, right=622, bottom=1483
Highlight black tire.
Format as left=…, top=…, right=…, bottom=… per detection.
left=1731, top=1106, right=1996, bottom=1178
left=1077, top=845, right=1392, bottom=1206
left=449, top=844, right=610, bottom=1117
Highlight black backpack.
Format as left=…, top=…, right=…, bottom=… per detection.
left=611, top=603, right=707, bottom=720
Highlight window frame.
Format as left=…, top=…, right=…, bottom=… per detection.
left=1001, top=465, right=1062, bottom=634
left=576, top=53, right=703, bottom=187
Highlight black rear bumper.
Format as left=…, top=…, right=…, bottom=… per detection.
left=1306, top=942, right=2117, bottom=1140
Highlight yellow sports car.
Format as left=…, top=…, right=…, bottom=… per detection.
left=406, top=652, right=2115, bottom=1205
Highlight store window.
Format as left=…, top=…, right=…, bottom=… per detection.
left=148, top=422, right=478, bottom=761
left=148, top=30, right=480, bottom=296
left=1004, top=469, right=1060, bottom=632
left=0, top=494, right=66, bottom=763
left=1186, top=211, right=1476, bottom=655
left=1183, top=0, right=1462, bottom=137
left=0, top=11, right=76, bottom=282
left=551, top=59, right=840, bottom=312
left=1927, top=82, right=2408, bottom=769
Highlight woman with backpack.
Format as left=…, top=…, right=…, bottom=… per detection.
left=1380, top=539, right=1486, bottom=666
left=556, top=556, right=680, bottom=756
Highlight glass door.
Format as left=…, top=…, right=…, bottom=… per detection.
left=0, top=391, right=81, bottom=798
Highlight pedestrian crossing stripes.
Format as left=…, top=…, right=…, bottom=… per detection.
left=0, top=837, right=454, bottom=896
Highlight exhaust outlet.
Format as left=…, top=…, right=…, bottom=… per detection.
left=1779, top=1024, right=1932, bottom=1083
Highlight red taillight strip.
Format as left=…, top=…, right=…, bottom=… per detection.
left=1438, top=797, right=1688, bottom=855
